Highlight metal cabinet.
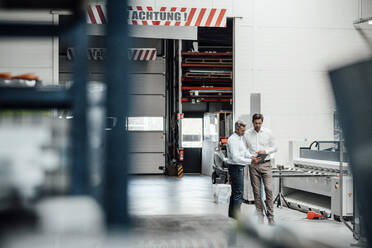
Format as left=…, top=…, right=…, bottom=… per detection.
left=201, top=112, right=232, bottom=176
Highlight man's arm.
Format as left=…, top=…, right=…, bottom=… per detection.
left=242, top=134, right=253, bottom=158
left=229, top=139, right=251, bottom=165
left=265, top=130, right=278, bottom=154
left=244, top=149, right=253, bottom=158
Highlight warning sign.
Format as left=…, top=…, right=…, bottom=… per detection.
left=128, top=7, right=227, bottom=27
left=87, top=5, right=227, bottom=27
left=128, top=7, right=188, bottom=25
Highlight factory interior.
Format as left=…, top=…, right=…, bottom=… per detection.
left=1, top=0, right=372, bottom=247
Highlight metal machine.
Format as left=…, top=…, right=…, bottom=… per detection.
left=211, top=150, right=228, bottom=184
left=284, top=140, right=353, bottom=219
left=243, top=140, right=353, bottom=219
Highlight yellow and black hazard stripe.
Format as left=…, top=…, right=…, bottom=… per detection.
left=177, top=164, right=184, bottom=178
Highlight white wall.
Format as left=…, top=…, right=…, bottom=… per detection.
left=130, top=0, right=372, bottom=166
left=233, top=0, right=372, bottom=166
left=0, top=11, right=57, bottom=84
left=3, top=1, right=372, bottom=166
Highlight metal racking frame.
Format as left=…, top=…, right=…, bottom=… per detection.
left=0, top=0, right=130, bottom=227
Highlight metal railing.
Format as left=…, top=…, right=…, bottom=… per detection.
left=0, top=0, right=130, bottom=227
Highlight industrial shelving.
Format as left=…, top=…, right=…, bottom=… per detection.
left=0, top=0, right=130, bottom=227
left=181, top=51, right=233, bottom=103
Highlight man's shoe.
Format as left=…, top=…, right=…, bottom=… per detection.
left=268, top=217, right=275, bottom=225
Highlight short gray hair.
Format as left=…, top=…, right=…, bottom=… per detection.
left=235, top=120, right=247, bottom=130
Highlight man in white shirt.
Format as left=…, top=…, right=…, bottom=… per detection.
left=227, top=120, right=261, bottom=219
left=244, top=113, right=277, bottom=225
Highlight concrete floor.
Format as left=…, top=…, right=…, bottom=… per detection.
left=129, top=175, right=228, bottom=216
left=129, top=175, right=356, bottom=248
left=3, top=175, right=357, bottom=248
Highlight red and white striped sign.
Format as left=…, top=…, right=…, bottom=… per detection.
left=87, top=5, right=107, bottom=24
left=67, top=48, right=157, bottom=61
left=128, top=48, right=157, bottom=61
left=87, top=5, right=227, bottom=27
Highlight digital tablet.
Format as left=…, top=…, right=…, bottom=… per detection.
left=257, top=153, right=268, bottom=162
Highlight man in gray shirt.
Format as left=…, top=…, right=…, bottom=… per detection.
left=227, top=120, right=261, bottom=219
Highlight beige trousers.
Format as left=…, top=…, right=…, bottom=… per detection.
left=249, top=161, right=274, bottom=218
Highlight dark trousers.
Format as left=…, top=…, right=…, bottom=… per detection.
left=228, top=164, right=244, bottom=219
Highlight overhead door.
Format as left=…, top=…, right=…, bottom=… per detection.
left=59, top=32, right=166, bottom=174
left=127, top=56, right=166, bottom=174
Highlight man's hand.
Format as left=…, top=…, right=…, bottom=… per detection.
left=257, top=150, right=266, bottom=155
left=251, top=156, right=262, bottom=164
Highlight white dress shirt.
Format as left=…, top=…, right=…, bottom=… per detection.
left=227, top=132, right=251, bottom=166
left=244, top=127, right=277, bottom=161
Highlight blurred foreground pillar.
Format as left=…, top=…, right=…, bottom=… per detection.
left=329, top=59, right=372, bottom=245
left=104, top=0, right=130, bottom=228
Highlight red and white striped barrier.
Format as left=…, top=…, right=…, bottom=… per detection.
left=87, top=5, right=227, bottom=27
left=67, top=48, right=157, bottom=61
left=87, top=5, right=107, bottom=24
left=128, top=48, right=157, bottom=61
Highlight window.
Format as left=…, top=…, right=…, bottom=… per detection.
left=182, top=118, right=203, bottom=148
left=127, top=117, right=164, bottom=131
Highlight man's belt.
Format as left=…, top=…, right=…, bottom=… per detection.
left=228, top=163, right=246, bottom=167
left=258, top=159, right=271, bottom=164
